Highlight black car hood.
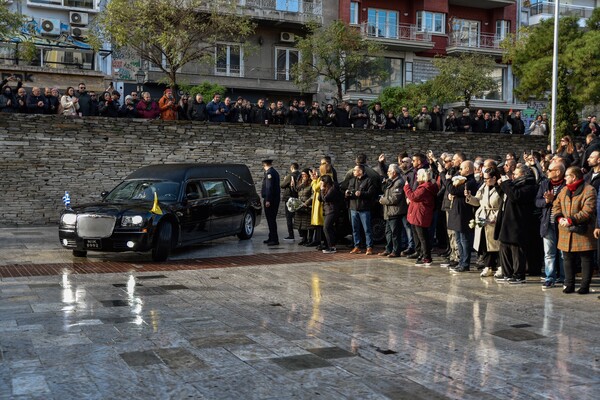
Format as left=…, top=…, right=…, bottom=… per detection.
left=69, top=201, right=167, bottom=216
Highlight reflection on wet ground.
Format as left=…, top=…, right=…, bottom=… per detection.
left=0, top=224, right=599, bottom=399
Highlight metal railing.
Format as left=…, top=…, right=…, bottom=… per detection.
left=360, top=22, right=432, bottom=43
left=206, top=66, right=298, bottom=82
left=448, top=32, right=504, bottom=50
left=529, top=2, right=595, bottom=18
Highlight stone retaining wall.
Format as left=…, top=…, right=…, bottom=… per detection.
left=0, top=114, right=547, bottom=226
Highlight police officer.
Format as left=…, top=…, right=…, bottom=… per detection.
left=261, top=159, right=281, bottom=245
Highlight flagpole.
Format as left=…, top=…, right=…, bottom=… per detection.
left=550, top=0, right=560, bottom=153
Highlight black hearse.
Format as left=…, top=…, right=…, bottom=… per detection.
left=59, top=164, right=262, bottom=261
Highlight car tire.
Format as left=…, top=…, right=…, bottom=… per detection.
left=371, top=216, right=386, bottom=244
left=237, top=210, right=255, bottom=240
left=152, top=221, right=172, bottom=262
left=72, top=249, right=87, bottom=257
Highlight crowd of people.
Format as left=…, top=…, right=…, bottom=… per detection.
left=4, top=77, right=598, bottom=136
left=263, top=138, right=600, bottom=295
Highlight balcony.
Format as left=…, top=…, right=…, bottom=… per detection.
left=529, top=2, right=595, bottom=26
left=446, top=32, right=505, bottom=56
left=448, top=0, right=515, bottom=9
left=238, top=0, right=323, bottom=25
left=27, top=0, right=100, bottom=12
left=359, top=22, right=434, bottom=52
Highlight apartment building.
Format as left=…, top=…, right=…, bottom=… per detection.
left=521, top=0, right=598, bottom=27
left=338, top=0, right=525, bottom=111
left=1, top=0, right=111, bottom=92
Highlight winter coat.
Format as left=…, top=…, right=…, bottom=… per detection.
left=466, top=184, right=503, bottom=252
left=397, top=115, right=414, bottom=130
left=584, top=170, right=600, bottom=192
left=430, top=111, right=443, bottom=131
left=555, top=147, right=580, bottom=168
left=75, top=92, right=93, bottom=116
left=310, top=177, right=326, bottom=226
left=136, top=100, right=160, bottom=119
left=250, top=106, right=270, bottom=124
left=335, top=107, right=351, bottom=127
left=346, top=175, right=376, bottom=212
left=404, top=181, right=437, bottom=228
left=369, top=109, right=386, bottom=129
left=159, top=95, right=179, bottom=121
left=307, top=107, right=323, bottom=126
left=271, top=107, right=287, bottom=125
left=380, top=176, right=404, bottom=220
left=528, top=120, right=547, bottom=136
left=294, top=180, right=313, bottom=230
left=536, top=178, right=566, bottom=237
left=490, top=118, right=503, bottom=133
left=119, top=103, right=138, bottom=118
left=188, top=100, right=208, bottom=121
left=413, top=112, right=432, bottom=131
left=60, top=94, right=80, bottom=116
left=280, top=170, right=300, bottom=203
left=46, top=95, right=60, bottom=114
left=552, top=183, right=597, bottom=253
left=26, top=94, right=48, bottom=114
left=0, top=92, right=17, bottom=113
left=445, top=173, right=478, bottom=232
left=206, top=100, right=227, bottom=122
left=319, top=184, right=342, bottom=216
left=444, top=116, right=458, bottom=132
left=581, top=138, right=600, bottom=171
left=456, top=116, right=472, bottom=132
left=350, top=105, right=369, bottom=128
left=496, top=175, right=537, bottom=244
left=98, top=96, right=119, bottom=117
left=507, top=115, right=525, bottom=135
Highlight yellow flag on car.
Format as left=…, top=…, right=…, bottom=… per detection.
left=150, top=192, right=163, bottom=215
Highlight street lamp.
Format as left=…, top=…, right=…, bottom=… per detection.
left=135, top=68, right=146, bottom=93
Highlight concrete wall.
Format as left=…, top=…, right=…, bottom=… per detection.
left=0, top=114, right=547, bottom=226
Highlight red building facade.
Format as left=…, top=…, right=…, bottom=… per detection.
left=338, top=0, right=519, bottom=109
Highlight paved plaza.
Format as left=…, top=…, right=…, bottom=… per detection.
left=0, top=221, right=599, bottom=399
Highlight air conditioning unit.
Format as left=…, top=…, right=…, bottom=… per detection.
left=40, top=18, right=61, bottom=36
left=70, top=12, right=89, bottom=26
left=71, top=27, right=90, bottom=38
left=280, top=32, right=295, bottom=43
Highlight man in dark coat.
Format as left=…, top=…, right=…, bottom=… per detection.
left=536, top=160, right=566, bottom=289
left=580, top=133, right=600, bottom=172
left=280, top=162, right=300, bottom=241
left=75, top=82, right=93, bottom=116
left=490, top=110, right=504, bottom=133
left=507, top=110, right=526, bottom=135
left=456, top=108, right=472, bottom=132
left=335, top=101, right=351, bottom=128
left=251, top=98, right=270, bottom=124
left=271, top=101, right=288, bottom=125
left=445, top=160, right=478, bottom=272
left=496, top=165, right=538, bottom=283
left=346, top=164, right=377, bottom=255
left=429, top=105, right=444, bottom=132
left=188, top=94, right=208, bottom=121
left=26, top=87, right=48, bottom=114
left=350, top=98, right=369, bottom=128
left=261, top=159, right=280, bottom=245
left=378, top=163, right=405, bottom=257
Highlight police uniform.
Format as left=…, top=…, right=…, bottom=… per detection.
left=261, top=160, right=281, bottom=244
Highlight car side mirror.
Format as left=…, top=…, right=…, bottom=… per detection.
left=186, top=192, right=200, bottom=201
left=101, top=191, right=109, bottom=198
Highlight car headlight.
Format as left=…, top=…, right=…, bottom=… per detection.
left=121, top=215, right=145, bottom=227
left=61, top=213, right=77, bottom=225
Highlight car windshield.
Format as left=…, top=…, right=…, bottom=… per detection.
left=104, top=180, right=181, bottom=203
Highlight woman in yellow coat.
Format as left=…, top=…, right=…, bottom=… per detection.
left=308, top=162, right=333, bottom=249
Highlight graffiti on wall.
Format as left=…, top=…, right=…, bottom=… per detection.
left=111, top=47, right=140, bottom=81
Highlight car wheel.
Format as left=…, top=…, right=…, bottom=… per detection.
left=371, top=216, right=386, bottom=244
left=237, top=211, right=255, bottom=240
left=72, top=249, right=87, bottom=257
left=152, top=221, right=172, bottom=262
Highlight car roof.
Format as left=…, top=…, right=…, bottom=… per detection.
left=125, top=163, right=256, bottom=191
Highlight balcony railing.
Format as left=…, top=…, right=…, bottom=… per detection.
left=529, top=2, right=595, bottom=19
left=447, top=32, right=504, bottom=52
left=359, top=22, right=433, bottom=49
left=239, top=0, right=323, bottom=23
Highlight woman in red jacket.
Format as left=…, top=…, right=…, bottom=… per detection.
left=404, top=168, right=438, bottom=266
left=136, top=92, right=160, bottom=119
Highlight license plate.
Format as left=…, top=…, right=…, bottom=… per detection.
left=85, top=239, right=102, bottom=249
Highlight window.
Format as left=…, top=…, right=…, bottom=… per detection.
left=275, top=48, right=299, bottom=81
left=367, top=9, right=398, bottom=39
left=496, top=20, right=510, bottom=40
left=350, top=2, right=359, bottom=25
left=215, top=44, right=243, bottom=77
left=451, top=19, right=480, bottom=47
left=276, top=0, right=299, bottom=12
left=42, top=49, right=93, bottom=69
left=347, top=57, right=403, bottom=95
left=202, top=181, right=228, bottom=198
left=473, top=67, right=504, bottom=101
left=416, top=11, right=445, bottom=34
left=0, top=44, right=16, bottom=66
left=405, top=62, right=413, bottom=84
left=27, top=0, right=98, bottom=11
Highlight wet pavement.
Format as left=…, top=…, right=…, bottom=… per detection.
left=1, top=220, right=599, bottom=399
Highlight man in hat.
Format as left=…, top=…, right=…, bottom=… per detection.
left=262, top=159, right=281, bottom=245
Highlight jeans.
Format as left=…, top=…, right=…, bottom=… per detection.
left=351, top=210, right=373, bottom=248
left=542, top=225, right=564, bottom=283
left=400, top=215, right=414, bottom=251
left=455, top=230, right=474, bottom=268
left=384, top=217, right=402, bottom=255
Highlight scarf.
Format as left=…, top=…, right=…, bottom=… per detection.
left=549, top=178, right=564, bottom=188
left=566, top=178, right=584, bottom=193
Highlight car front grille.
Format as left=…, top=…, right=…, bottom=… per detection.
left=77, top=215, right=116, bottom=239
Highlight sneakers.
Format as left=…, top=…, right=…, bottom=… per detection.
left=365, top=247, right=373, bottom=255
left=422, top=258, right=432, bottom=266
left=494, top=270, right=504, bottom=279
left=495, top=276, right=510, bottom=283
left=577, top=287, right=590, bottom=295
left=387, top=253, right=399, bottom=258
left=414, top=257, right=424, bottom=266
left=480, top=267, right=494, bottom=277
left=322, top=247, right=337, bottom=254
left=563, top=286, right=575, bottom=294
left=542, top=280, right=555, bottom=289
left=508, top=277, right=526, bottom=284
left=450, top=266, right=469, bottom=273
left=350, top=247, right=362, bottom=254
